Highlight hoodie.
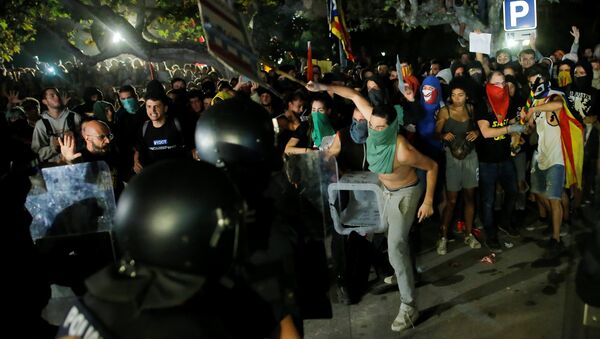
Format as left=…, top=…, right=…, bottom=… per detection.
left=31, top=109, right=81, bottom=163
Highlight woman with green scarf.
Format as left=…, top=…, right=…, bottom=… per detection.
left=284, top=95, right=336, bottom=155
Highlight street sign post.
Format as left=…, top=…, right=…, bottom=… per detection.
left=503, top=0, right=537, bottom=32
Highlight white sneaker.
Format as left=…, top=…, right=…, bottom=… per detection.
left=465, top=234, right=481, bottom=249
left=391, top=303, right=419, bottom=332
left=436, top=237, right=447, bottom=255
left=383, top=275, right=396, bottom=285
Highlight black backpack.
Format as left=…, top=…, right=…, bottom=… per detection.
left=41, top=112, right=76, bottom=137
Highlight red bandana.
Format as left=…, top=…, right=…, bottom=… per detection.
left=486, top=83, right=510, bottom=123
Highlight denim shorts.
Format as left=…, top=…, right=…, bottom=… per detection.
left=530, top=162, right=565, bottom=200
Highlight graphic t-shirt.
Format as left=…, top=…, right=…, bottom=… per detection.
left=136, top=117, right=185, bottom=166
left=476, top=105, right=514, bottom=163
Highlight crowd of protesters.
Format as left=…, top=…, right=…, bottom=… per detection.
left=2, top=25, right=600, bottom=334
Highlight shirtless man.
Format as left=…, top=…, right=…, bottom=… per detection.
left=307, top=81, right=438, bottom=332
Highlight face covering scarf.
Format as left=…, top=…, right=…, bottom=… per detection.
left=366, top=115, right=399, bottom=174
left=122, top=97, right=139, bottom=114
left=350, top=118, right=368, bottom=144
left=368, top=89, right=386, bottom=106
left=485, top=83, right=510, bottom=123
left=311, top=112, right=335, bottom=147
left=557, top=70, right=572, bottom=87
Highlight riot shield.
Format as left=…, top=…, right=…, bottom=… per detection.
left=26, top=161, right=117, bottom=240
left=25, top=161, right=117, bottom=294
left=282, top=151, right=339, bottom=320
left=283, top=150, right=339, bottom=225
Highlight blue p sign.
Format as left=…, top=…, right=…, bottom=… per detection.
left=503, top=0, right=537, bottom=31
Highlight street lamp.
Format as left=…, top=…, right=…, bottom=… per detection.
left=112, top=31, right=124, bottom=43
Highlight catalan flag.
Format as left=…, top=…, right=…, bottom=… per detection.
left=328, top=0, right=356, bottom=62
left=533, top=91, right=584, bottom=189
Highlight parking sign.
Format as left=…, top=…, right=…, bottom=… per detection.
left=503, top=0, right=537, bottom=31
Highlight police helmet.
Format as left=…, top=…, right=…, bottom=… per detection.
left=195, top=96, right=278, bottom=170
left=114, top=159, right=245, bottom=277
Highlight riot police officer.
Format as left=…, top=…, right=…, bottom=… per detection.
left=195, top=96, right=332, bottom=335
left=56, top=159, right=279, bottom=338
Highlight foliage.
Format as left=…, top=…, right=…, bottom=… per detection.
left=0, top=0, right=208, bottom=65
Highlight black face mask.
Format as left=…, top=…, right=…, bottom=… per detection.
left=368, top=89, right=386, bottom=106
left=573, top=75, right=591, bottom=90
left=470, top=71, right=483, bottom=85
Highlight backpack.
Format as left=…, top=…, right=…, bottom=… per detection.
left=41, top=112, right=76, bottom=137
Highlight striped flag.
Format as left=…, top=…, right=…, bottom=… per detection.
left=328, top=0, right=356, bottom=62
left=533, top=92, right=584, bottom=189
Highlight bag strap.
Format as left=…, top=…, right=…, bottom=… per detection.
left=142, top=120, right=150, bottom=137
left=66, top=112, right=76, bottom=132
left=41, top=118, right=54, bottom=136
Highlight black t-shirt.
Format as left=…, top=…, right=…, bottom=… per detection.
left=291, top=121, right=311, bottom=149
left=136, top=117, right=186, bottom=166
left=568, top=87, right=599, bottom=118
left=476, top=102, right=515, bottom=163
left=337, top=127, right=368, bottom=171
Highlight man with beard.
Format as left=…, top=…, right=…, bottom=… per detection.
left=31, top=87, right=81, bottom=164
left=59, top=120, right=125, bottom=199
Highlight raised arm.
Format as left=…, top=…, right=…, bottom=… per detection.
left=306, top=81, right=373, bottom=121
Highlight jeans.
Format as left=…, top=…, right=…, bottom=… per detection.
left=479, top=160, right=518, bottom=241
left=383, top=182, right=423, bottom=306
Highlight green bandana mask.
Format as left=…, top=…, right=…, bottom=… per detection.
left=311, top=112, right=335, bottom=147
left=367, top=115, right=399, bottom=174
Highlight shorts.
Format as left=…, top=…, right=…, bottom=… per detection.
left=530, top=161, right=565, bottom=200
left=445, top=148, right=479, bottom=192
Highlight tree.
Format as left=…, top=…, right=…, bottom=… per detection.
left=1, top=0, right=213, bottom=66
left=345, top=0, right=561, bottom=48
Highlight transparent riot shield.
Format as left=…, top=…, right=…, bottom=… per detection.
left=283, top=150, right=339, bottom=230
left=282, top=151, right=338, bottom=319
left=26, top=161, right=117, bottom=240
left=25, top=161, right=117, bottom=307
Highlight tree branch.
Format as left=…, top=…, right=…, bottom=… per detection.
left=135, top=0, right=146, bottom=33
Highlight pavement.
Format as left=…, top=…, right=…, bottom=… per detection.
left=304, top=203, right=600, bottom=339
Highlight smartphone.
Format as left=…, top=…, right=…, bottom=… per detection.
left=240, top=75, right=252, bottom=83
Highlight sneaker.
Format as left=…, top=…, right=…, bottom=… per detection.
left=526, top=219, right=547, bottom=231
left=498, top=225, right=520, bottom=238
left=436, top=237, right=447, bottom=255
left=383, top=275, right=397, bottom=285
left=485, top=238, right=503, bottom=253
left=336, top=286, right=352, bottom=305
left=457, top=36, right=468, bottom=48
left=559, top=222, right=569, bottom=237
left=465, top=234, right=481, bottom=249
left=391, top=303, right=419, bottom=332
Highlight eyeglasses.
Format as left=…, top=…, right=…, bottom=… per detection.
left=87, top=133, right=114, bottom=141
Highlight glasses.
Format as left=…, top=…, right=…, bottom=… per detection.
left=87, top=133, right=114, bottom=141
